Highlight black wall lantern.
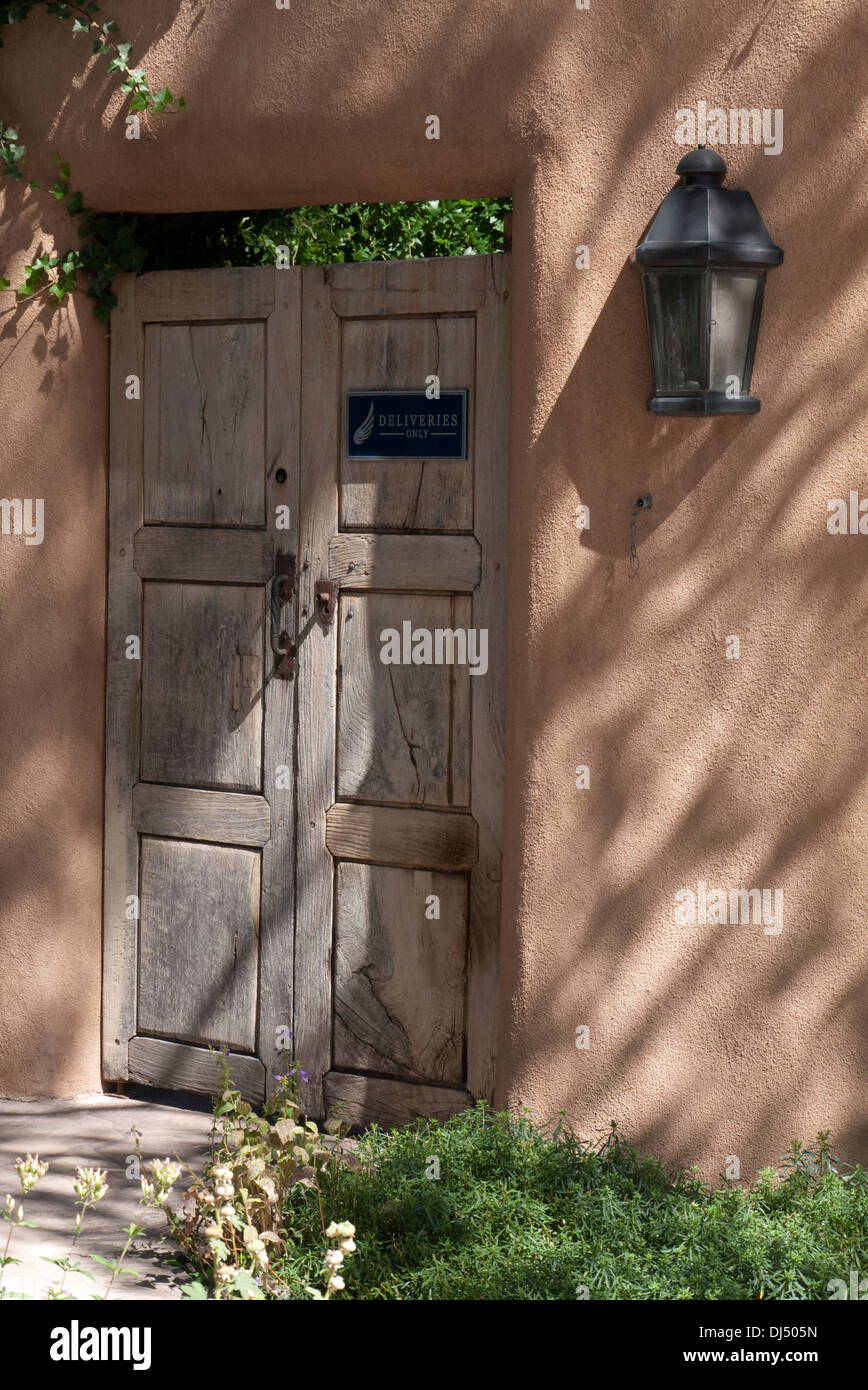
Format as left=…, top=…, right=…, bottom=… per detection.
left=633, top=147, right=783, bottom=415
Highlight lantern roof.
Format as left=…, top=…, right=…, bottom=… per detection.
left=635, top=147, right=784, bottom=268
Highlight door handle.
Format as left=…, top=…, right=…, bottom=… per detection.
left=270, top=553, right=296, bottom=678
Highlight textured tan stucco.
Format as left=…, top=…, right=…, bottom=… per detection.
left=0, top=0, right=865, bottom=1177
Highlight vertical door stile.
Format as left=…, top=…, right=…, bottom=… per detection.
left=295, top=267, right=340, bottom=1119
left=466, top=253, right=510, bottom=1100
left=258, top=267, right=302, bottom=1097
left=103, top=273, right=144, bottom=1082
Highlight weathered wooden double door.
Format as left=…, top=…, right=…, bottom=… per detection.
left=103, top=255, right=509, bottom=1124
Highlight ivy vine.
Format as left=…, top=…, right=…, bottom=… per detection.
left=1, top=4, right=509, bottom=322
left=0, top=0, right=184, bottom=318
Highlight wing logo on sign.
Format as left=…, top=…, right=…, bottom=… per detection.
left=352, top=402, right=376, bottom=447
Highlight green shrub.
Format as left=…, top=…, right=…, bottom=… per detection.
left=270, top=1107, right=868, bottom=1301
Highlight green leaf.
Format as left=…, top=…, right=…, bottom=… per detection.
left=86, top=1253, right=114, bottom=1269
left=40, top=1256, right=95, bottom=1279
left=72, top=18, right=89, bottom=33
left=0, top=278, right=10, bottom=290
left=115, top=40, right=132, bottom=62
left=65, top=190, right=84, bottom=215
left=129, top=92, right=148, bottom=113
left=181, top=1279, right=208, bottom=1300
left=226, top=1267, right=263, bottom=1299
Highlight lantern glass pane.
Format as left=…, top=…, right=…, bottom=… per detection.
left=708, top=271, right=761, bottom=393
left=644, top=272, right=702, bottom=392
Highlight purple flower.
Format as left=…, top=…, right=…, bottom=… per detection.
left=274, top=1073, right=283, bottom=1082
left=300, top=1070, right=310, bottom=1083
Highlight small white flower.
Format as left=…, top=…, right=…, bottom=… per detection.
left=149, top=1157, right=182, bottom=1192
left=324, top=1248, right=344, bottom=1269
left=327, top=1274, right=345, bottom=1293
left=15, top=1153, right=49, bottom=1195
left=338, top=1237, right=356, bottom=1254
left=73, top=1166, right=108, bottom=1203
left=325, top=1219, right=355, bottom=1240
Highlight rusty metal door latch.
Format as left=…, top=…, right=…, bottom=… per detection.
left=315, top=578, right=337, bottom=628
left=270, top=551, right=297, bottom=678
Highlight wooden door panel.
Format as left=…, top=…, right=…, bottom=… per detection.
left=340, top=315, right=475, bottom=532
left=336, top=591, right=470, bottom=808
left=140, top=581, right=263, bottom=792
left=144, top=321, right=266, bottom=526
left=333, top=862, right=468, bottom=1083
left=138, top=837, right=260, bottom=1052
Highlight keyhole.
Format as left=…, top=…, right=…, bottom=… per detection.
left=275, top=469, right=287, bottom=484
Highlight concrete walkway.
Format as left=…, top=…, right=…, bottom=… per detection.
left=0, top=1093, right=213, bottom=1301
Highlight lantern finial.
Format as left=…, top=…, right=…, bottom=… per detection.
left=676, top=146, right=727, bottom=184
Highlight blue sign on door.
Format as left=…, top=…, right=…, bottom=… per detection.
left=346, top=389, right=468, bottom=460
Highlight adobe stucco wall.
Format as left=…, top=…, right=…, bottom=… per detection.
left=0, top=0, right=865, bottom=1177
